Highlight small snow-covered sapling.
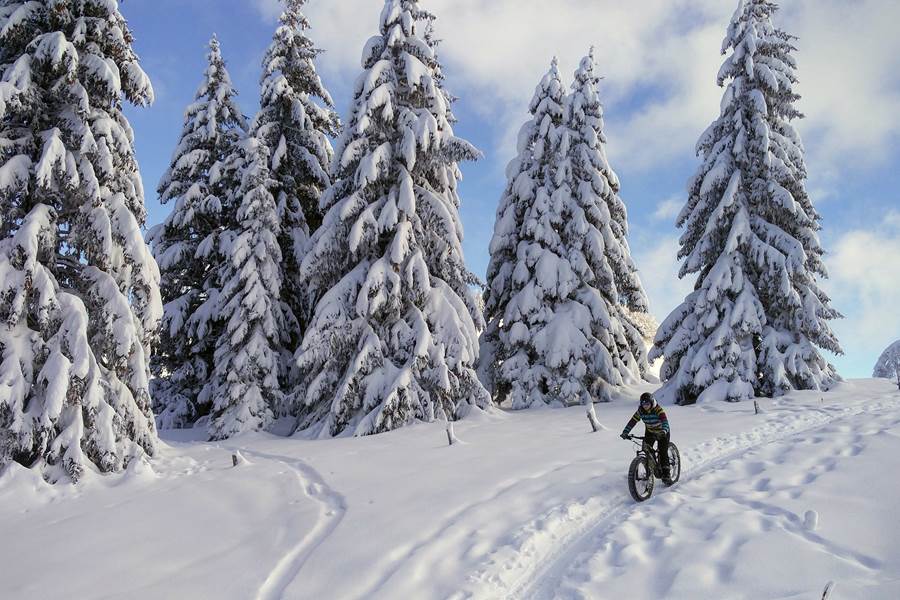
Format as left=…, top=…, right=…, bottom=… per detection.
left=586, top=401, right=603, bottom=433
left=587, top=401, right=606, bottom=433
left=446, top=423, right=458, bottom=446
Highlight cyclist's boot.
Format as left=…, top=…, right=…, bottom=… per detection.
left=662, top=468, right=672, bottom=484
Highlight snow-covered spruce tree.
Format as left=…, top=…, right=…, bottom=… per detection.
left=482, top=53, right=650, bottom=409
left=255, top=0, right=340, bottom=334
left=873, top=340, right=900, bottom=382
left=292, top=0, right=490, bottom=437
left=565, top=50, right=650, bottom=379
left=208, top=137, right=288, bottom=440
left=0, top=1, right=160, bottom=480
left=481, top=53, right=652, bottom=409
left=575, top=49, right=650, bottom=322
left=650, top=0, right=842, bottom=404
left=479, top=59, right=566, bottom=405
left=148, top=36, right=247, bottom=429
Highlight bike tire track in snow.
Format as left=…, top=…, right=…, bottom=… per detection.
left=359, top=456, right=604, bottom=599
left=470, top=396, right=900, bottom=600
left=225, top=448, right=347, bottom=600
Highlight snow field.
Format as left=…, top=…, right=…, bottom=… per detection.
left=0, top=446, right=322, bottom=599
left=2, top=379, right=900, bottom=599
left=522, top=385, right=900, bottom=599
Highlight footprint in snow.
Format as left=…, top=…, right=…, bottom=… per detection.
left=803, top=510, right=818, bottom=531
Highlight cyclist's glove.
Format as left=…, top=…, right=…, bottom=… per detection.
left=620, top=431, right=630, bottom=440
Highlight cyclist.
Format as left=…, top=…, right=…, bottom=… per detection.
left=620, top=392, right=671, bottom=481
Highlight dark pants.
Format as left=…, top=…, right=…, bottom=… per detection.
left=644, top=430, right=670, bottom=475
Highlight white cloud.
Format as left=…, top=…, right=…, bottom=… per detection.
left=297, top=2, right=382, bottom=79
left=652, top=196, right=684, bottom=222
left=783, top=0, right=900, bottom=171
left=270, top=0, right=900, bottom=176
left=632, top=234, right=695, bottom=325
left=252, top=0, right=282, bottom=22
left=825, top=214, right=900, bottom=373
left=426, top=0, right=730, bottom=167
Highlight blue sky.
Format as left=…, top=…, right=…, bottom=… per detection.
left=121, top=0, right=900, bottom=379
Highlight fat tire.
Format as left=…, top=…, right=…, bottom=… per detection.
left=663, top=442, right=681, bottom=486
left=628, top=456, right=654, bottom=502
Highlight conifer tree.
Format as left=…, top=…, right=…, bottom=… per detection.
left=0, top=0, right=160, bottom=480
left=573, top=49, right=649, bottom=320
left=480, top=59, right=566, bottom=405
left=208, top=137, right=288, bottom=440
left=565, top=50, right=650, bottom=379
left=651, top=0, right=842, bottom=404
left=292, top=0, right=490, bottom=436
left=255, top=0, right=339, bottom=332
left=149, top=36, right=247, bottom=429
left=481, top=53, right=649, bottom=408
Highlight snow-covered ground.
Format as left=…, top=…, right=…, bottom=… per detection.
left=3, top=379, right=899, bottom=599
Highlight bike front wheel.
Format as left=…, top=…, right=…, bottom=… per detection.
left=628, top=456, right=654, bottom=502
left=663, top=442, right=681, bottom=486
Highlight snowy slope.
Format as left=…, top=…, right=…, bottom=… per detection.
left=2, top=379, right=899, bottom=599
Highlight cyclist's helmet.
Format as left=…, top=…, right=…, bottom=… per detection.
left=640, top=392, right=656, bottom=409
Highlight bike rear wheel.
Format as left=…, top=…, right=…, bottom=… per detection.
left=663, top=443, right=681, bottom=486
left=628, top=455, right=654, bottom=502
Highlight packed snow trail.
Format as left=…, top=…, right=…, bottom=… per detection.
left=548, top=405, right=900, bottom=599
left=222, top=448, right=347, bottom=600
left=469, top=392, right=900, bottom=600
left=357, top=456, right=606, bottom=598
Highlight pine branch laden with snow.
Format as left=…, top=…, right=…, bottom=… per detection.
left=650, top=0, right=843, bottom=405
left=0, top=1, right=160, bottom=481
left=481, top=53, right=650, bottom=409
left=148, top=36, right=248, bottom=430
left=873, top=340, right=900, bottom=380
left=254, top=0, right=340, bottom=338
left=208, top=137, right=288, bottom=441
left=291, top=0, right=491, bottom=437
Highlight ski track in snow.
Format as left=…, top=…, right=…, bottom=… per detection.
left=467, top=396, right=900, bottom=600
left=223, top=448, right=347, bottom=600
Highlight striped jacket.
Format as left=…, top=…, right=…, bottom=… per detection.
left=623, top=404, right=670, bottom=435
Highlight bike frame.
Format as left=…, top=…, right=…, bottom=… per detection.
left=627, top=435, right=661, bottom=476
